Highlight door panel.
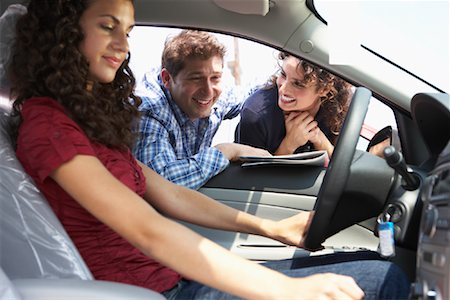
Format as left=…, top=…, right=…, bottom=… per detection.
left=181, top=188, right=379, bottom=261
left=180, top=152, right=391, bottom=260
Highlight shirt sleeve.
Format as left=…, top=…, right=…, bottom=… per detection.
left=134, top=114, right=229, bottom=190
left=17, top=99, right=96, bottom=183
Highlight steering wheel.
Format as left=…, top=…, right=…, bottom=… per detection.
left=303, top=87, right=372, bottom=250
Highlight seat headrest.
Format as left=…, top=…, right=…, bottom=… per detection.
left=0, top=4, right=26, bottom=92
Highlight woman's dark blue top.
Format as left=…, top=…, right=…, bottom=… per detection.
left=236, top=86, right=335, bottom=154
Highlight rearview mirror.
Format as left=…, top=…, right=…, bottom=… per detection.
left=366, top=125, right=393, bottom=157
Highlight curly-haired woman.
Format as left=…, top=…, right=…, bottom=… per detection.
left=7, top=0, right=409, bottom=299
left=237, top=52, right=353, bottom=158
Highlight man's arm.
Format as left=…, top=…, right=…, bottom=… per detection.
left=134, top=115, right=229, bottom=189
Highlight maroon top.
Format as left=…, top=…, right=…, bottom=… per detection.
left=16, top=97, right=181, bottom=292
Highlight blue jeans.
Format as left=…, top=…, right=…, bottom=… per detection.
left=162, top=251, right=410, bottom=300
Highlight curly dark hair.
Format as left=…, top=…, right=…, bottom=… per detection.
left=161, top=30, right=226, bottom=78
left=8, top=0, right=141, bottom=149
left=270, top=52, right=353, bottom=143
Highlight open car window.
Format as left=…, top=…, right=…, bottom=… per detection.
left=129, top=26, right=397, bottom=152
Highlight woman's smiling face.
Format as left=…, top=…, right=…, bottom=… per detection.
left=276, top=56, right=325, bottom=114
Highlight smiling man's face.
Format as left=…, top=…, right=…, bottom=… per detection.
left=161, top=55, right=223, bottom=120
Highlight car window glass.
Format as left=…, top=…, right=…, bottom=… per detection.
left=314, top=0, right=449, bottom=93
left=358, top=97, right=397, bottom=151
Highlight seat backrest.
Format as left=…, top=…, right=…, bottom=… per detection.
left=0, top=4, right=26, bottom=94
left=0, top=107, right=93, bottom=280
left=0, top=6, right=165, bottom=299
left=1, top=3, right=91, bottom=281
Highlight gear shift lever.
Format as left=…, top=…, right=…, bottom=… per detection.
left=384, top=146, right=420, bottom=190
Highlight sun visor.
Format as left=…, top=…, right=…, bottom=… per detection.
left=213, top=0, right=271, bottom=16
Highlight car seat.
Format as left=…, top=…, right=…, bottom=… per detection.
left=0, top=107, right=165, bottom=300
left=0, top=4, right=164, bottom=300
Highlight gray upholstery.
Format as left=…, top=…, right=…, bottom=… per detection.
left=0, top=107, right=93, bottom=280
left=1, top=1, right=96, bottom=287
left=0, top=268, right=21, bottom=300
left=12, top=279, right=166, bottom=300
left=0, top=4, right=26, bottom=91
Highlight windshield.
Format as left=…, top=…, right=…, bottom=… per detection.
left=314, top=0, right=449, bottom=93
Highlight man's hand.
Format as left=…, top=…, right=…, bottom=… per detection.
left=214, top=143, right=271, bottom=161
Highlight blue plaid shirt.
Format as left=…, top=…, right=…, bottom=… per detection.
left=134, top=69, right=258, bottom=189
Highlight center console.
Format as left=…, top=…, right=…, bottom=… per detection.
left=411, top=156, right=450, bottom=300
